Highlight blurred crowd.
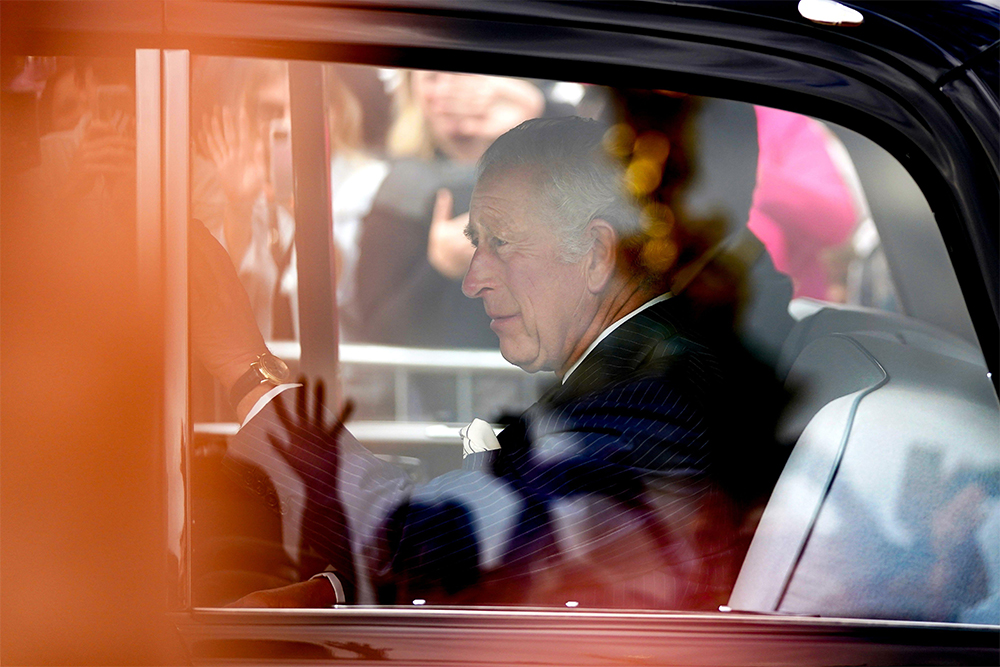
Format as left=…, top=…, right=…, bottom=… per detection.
left=189, top=60, right=577, bottom=346
left=184, top=57, right=896, bottom=357
left=2, top=54, right=898, bottom=357
left=5, top=56, right=136, bottom=222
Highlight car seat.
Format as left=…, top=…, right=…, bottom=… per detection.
left=729, top=303, right=999, bottom=623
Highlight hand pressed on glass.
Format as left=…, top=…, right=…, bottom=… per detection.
left=268, top=381, right=358, bottom=601
left=268, top=380, right=354, bottom=500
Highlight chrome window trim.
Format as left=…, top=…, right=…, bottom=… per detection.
left=163, top=47, right=191, bottom=610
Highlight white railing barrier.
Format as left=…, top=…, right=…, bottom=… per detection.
left=267, top=341, right=545, bottom=421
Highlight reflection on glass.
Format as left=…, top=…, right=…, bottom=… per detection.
left=186, top=59, right=996, bottom=624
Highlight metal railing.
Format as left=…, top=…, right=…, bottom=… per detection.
left=268, top=341, right=546, bottom=422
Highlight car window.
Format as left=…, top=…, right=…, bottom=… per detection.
left=3, top=55, right=137, bottom=237
left=185, top=56, right=998, bottom=623
left=5, top=3, right=999, bottom=664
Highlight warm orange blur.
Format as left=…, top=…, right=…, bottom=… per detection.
left=1, top=50, right=183, bottom=663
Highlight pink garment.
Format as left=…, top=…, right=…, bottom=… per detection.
left=747, top=106, right=858, bottom=299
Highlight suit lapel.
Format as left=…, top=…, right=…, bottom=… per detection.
left=553, top=297, right=687, bottom=403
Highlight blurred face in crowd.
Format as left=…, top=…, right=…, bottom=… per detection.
left=411, top=71, right=543, bottom=164
left=412, top=71, right=493, bottom=162
left=255, top=74, right=290, bottom=130
left=49, top=68, right=89, bottom=133
left=462, top=167, right=599, bottom=375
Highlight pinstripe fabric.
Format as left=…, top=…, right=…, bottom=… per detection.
left=228, top=297, right=771, bottom=608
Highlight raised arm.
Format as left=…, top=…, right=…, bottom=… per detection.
left=188, top=217, right=275, bottom=423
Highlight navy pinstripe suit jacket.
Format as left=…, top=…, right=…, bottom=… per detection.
left=229, top=297, right=784, bottom=608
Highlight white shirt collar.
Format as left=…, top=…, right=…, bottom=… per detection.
left=561, top=293, right=672, bottom=384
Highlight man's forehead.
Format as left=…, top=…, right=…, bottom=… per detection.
left=465, top=201, right=519, bottom=243
left=469, top=191, right=516, bottom=230
left=469, top=166, right=548, bottom=228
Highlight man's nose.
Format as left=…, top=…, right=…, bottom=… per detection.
left=461, top=247, right=491, bottom=298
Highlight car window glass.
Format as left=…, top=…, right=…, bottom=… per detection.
left=3, top=55, right=136, bottom=241
left=187, top=57, right=998, bottom=624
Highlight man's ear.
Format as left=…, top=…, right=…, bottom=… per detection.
left=584, top=218, right=617, bottom=294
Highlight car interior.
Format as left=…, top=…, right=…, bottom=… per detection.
left=3, top=3, right=998, bottom=664
left=8, top=45, right=995, bottom=626
left=179, top=57, right=998, bottom=624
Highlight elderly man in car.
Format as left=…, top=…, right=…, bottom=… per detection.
left=193, top=115, right=786, bottom=609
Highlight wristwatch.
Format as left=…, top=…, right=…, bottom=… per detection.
left=229, top=352, right=290, bottom=409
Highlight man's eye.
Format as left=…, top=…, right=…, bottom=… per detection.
left=490, top=237, right=508, bottom=249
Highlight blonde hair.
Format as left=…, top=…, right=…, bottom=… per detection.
left=323, top=65, right=364, bottom=157
left=386, top=71, right=435, bottom=159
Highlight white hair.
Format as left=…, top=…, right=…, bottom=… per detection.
left=477, top=117, right=643, bottom=261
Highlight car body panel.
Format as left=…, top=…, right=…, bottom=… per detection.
left=174, top=607, right=1000, bottom=665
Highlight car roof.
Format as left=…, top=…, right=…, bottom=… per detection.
left=6, top=1, right=998, bottom=63
left=291, top=0, right=1000, bottom=74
